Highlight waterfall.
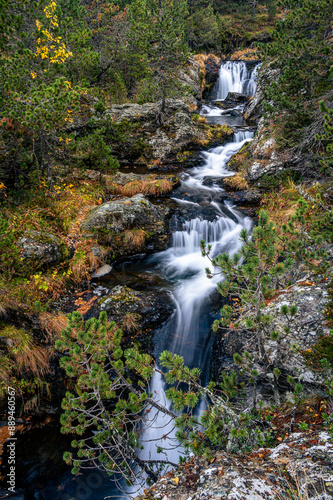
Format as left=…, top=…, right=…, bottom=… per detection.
left=125, top=131, right=253, bottom=498
left=218, top=61, right=259, bottom=100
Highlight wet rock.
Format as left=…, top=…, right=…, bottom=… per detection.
left=81, top=194, right=169, bottom=257
left=91, top=264, right=112, bottom=278
left=201, top=55, right=221, bottom=100
left=98, top=285, right=173, bottom=331
left=215, top=92, right=249, bottom=110
left=139, top=431, right=333, bottom=500
left=18, top=231, right=67, bottom=266
left=205, top=56, right=221, bottom=86
left=224, top=188, right=263, bottom=206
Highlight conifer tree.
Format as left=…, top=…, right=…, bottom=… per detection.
left=130, top=0, right=189, bottom=123
left=57, top=312, right=272, bottom=485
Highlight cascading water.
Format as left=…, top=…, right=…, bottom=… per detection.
left=218, top=60, right=259, bottom=100
left=13, top=61, right=258, bottom=500
left=201, top=61, right=260, bottom=124
left=123, top=129, right=254, bottom=498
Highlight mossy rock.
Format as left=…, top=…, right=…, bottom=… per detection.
left=99, top=285, right=173, bottom=332
left=18, top=230, right=68, bottom=266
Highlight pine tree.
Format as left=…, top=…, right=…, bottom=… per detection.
left=57, top=312, right=272, bottom=484
left=130, top=0, right=189, bottom=123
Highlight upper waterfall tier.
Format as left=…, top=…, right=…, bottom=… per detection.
left=218, top=61, right=260, bottom=100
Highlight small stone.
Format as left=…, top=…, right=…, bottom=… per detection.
left=91, top=264, right=112, bottom=278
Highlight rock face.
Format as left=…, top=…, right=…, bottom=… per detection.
left=230, top=115, right=294, bottom=183
left=215, top=92, right=249, bottom=109
left=18, top=231, right=66, bottom=266
left=178, top=57, right=202, bottom=99
left=106, top=99, right=207, bottom=164
left=201, top=55, right=221, bottom=100
left=233, top=64, right=296, bottom=184
left=99, top=285, right=173, bottom=331
left=139, top=431, right=333, bottom=500
left=82, top=194, right=169, bottom=257
left=244, top=64, right=279, bottom=124
left=212, top=279, right=329, bottom=391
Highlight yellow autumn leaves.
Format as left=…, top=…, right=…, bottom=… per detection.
left=35, top=0, right=72, bottom=66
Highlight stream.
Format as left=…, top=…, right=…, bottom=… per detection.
left=2, top=60, right=259, bottom=500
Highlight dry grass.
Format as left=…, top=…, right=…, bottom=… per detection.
left=0, top=325, right=52, bottom=387
left=107, top=177, right=173, bottom=198
left=261, top=181, right=300, bottom=238
left=38, top=312, right=68, bottom=340
left=223, top=173, right=249, bottom=191
left=123, top=229, right=147, bottom=250
left=122, top=312, right=141, bottom=334
left=193, top=53, right=220, bottom=75
left=69, top=239, right=105, bottom=284
left=230, top=47, right=260, bottom=61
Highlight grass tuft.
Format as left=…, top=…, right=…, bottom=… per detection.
left=223, top=173, right=249, bottom=191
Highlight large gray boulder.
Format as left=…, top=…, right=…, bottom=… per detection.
left=212, top=279, right=329, bottom=390
left=105, top=99, right=206, bottom=163
left=82, top=194, right=169, bottom=256
left=106, top=99, right=190, bottom=124
left=144, top=430, right=333, bottom=500
left=18, top=231, right=66, bottom=266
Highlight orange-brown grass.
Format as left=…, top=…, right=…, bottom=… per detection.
left=193, top=54, right=207, bottom=72
left=69, top=239, right=104, bottom=283
left=122, top=312, right=141, bottom=334
left=223, top=173, right=249, bottom=191
left=38, top=312, right=68, bottom=340
left=108, top=178, right=173, bottom=198
left=230, top=48, right=259, bottom=61
left=260, top=182, right=299, bottom=238
left=0, top=325, right=52, bottom=388
left=123, top=229, right=147, bottom=250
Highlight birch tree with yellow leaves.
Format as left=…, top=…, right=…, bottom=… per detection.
left=0, top=0, right=84, bottom=194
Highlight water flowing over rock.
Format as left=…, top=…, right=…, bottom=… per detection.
left=217, top=61, right=260, bottom=100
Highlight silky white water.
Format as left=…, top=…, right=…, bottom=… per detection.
left=218, top=60, right=259, bottom=100
left=122, top=62, right=257, bottom=499
left=124, top=130, right=254, bottom=499
left=201, top=61, right=260, bottom=119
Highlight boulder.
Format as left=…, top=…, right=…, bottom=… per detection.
left=91, top=264, right=112, bottom=278
left=81, top=194, right=169, bottom=256
left=148, top=110, right=200, bottom=160
left=98, top=285, right=173, bottom=331
left=212, top=279, right=330, bottom=390
left=106, top=99, right=190, bottom=125
left=18, top=231, right=67, bottom=266
left=105, top=99, right=207, bottom=164
left=215, top=92, right=249, bottom=110
left=224, top=188, right=263, bottom=205
left=142, top=431, right=333, bottom=500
